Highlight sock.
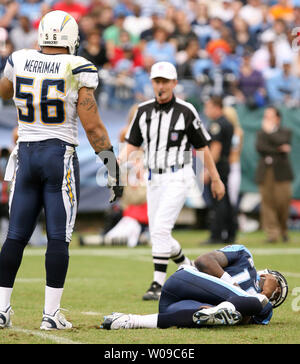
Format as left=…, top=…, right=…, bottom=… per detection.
left=44, top=286, right=64, bottom=316
left=153, top=254, right=169, bottom=286
left=129, top=314, right=158, bottom=329
left=171, top=249, right=190, bottom=266
left=0, top=287, right=13, bottom=311
left=153, top=271, right=167, bottom=287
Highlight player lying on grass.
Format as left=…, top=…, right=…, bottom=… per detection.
left=101, top=245, right=288, bottom=329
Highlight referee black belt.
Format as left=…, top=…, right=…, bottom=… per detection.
left=148, top=164, right=185, bottom=175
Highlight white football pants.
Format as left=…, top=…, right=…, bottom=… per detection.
left=147, top=166, right=195, bottom=258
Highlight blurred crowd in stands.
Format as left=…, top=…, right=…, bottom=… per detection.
left=0, top=0, right=300, bottom=109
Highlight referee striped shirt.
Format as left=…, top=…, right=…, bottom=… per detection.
left=125, top=95, right=211, bottom=170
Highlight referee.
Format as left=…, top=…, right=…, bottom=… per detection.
left=119, top=61, right=225, bottom=300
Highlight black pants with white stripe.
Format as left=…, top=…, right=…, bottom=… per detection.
left=0, top=139, right=79, bottom=289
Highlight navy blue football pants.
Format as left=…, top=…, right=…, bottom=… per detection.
left=0, top=139, right=80, bottom=288
left=157, top=268, right=263, bottom=328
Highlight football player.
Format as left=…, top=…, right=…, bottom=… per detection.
left=0, top=10, right=123, bottom=330
left=101, top=245, right=288, bottom=329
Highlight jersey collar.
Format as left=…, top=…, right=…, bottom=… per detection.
left=154, top=94, right=176, bottom=113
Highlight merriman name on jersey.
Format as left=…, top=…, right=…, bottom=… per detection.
left=24, top=59, right=61, bottom=74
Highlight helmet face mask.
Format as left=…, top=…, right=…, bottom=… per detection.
left=257, top=269, right=288, bottom=308
left=38, top=10, right=80, bottom=55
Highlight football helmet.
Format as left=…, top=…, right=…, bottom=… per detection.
left=38, top=10, right=80, bottom=55
left=257, top=269, right=288, bottom=308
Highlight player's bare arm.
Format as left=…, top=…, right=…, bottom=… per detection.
left=194, top=251, right=228, bottom=278
left=77, top=87, right=123, bottom=202
left=77, top=87, right=112, bottom=153
left=0, top=77, right=14, bottom=100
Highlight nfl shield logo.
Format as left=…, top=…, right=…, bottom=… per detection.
left=171, top=132, right=178, bottom=141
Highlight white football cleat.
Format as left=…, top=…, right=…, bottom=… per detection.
left=0, top=306, right=13, bottom=329
left=101, top=312, right=132, bottom=330
left=193, top=302, right=242, bottom=326
left=40, top=309, right=72, bottom=330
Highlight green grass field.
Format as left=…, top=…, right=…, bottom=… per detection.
left=1, top=229, right=300, bottom=344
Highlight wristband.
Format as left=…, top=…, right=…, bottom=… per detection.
left=221, top=272, right=236, bottom=285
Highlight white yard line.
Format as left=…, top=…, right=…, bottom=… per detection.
left=15, top=271, right=300, bottom=285
left=11, top=327, right=83, bottom=344
left=282, top=272, right=300, bottom=278
left=81, top=311, right=103, bottom=316
left=23, top=247, right=300, bottom=257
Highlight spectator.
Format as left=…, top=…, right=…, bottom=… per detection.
left=251, top=29, right=277, bottom=72
left=269, top=0, right=294, bottom=23
left=78, top=14, right=97, bottom=42
left=103, top=9, right=139, bottom=59
left=136, top=0, right=166, bottom=18
left=123, top=3, right=153, bottom=38
left=113, top=0, right=134, bottom=18
left=139, top=11, right=163, bottom=45
left=191, top=2, right=211, bottom=48
left=249, top=3, right=273, bottom=37
left=266, top=60, right=300, bottom=107
left=0, top=0, right=18, bottom=31
left=0, top=35, right=13, bottom=74
left=169, top=10, right=198, bottom=52
left=230, top=16, right=258, bottom=56
left=239, top=0, right=264, bottom=27
left=52, top=0, right=88, bottom=23
left=176, top=38, right=202, bottom=100
left=207, top=16, right=226, bottom=44
left=101, top=58, right=135, bottom=109
left=234, top=52, right=266, bottom=108
left=90, top=6, right=114, bottom=33
left=109, top=29, right=143, bottom=69
left=193, top=38, right=238, bottom=100
left=210, top=0, right=235, bottom=23
left=133, top=55, right=155, bottom=102
left=255, top=106, right=294, bottom=243
left=78, top=28, right=109, bottom=69
left=10, top=15, right=37, bottom=51
left=253, top=20, right=293, bottom=71
left=78, top=28, right=109, bottom=103
left=144, top=26, right=176, bottom=64
left=176, top=38, right=201, bottom=79
left=290, top=1, right=300, bottom=27
left=18, top=0, right=43, bottom=28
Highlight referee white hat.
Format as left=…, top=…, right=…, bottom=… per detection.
left=150, top=61, right=177, bottom=80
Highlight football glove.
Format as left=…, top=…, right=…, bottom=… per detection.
left=107, top=174, right=123, bottom=203
left=96, top=146, right=123, bottom=203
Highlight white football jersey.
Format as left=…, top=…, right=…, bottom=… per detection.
left=4, top=49, right=99, bottom=145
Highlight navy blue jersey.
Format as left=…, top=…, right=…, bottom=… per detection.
left=218, top=244, right=273, bottom=324
left=218, top=244, right=260, bottom=295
